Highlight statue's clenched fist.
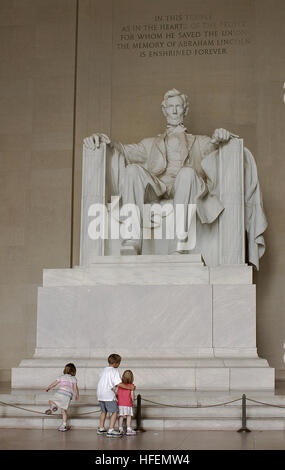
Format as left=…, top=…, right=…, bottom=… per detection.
left=83, top=133, right=111, bottom=150
left=211, top=128, right=231, bottom=145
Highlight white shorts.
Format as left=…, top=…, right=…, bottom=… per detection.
left=118, top=406, right=133, bottom=417
left=53, top=392, right=71, bottom=410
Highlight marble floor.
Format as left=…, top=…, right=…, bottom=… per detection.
left=1, top=428, right=285, bottom=450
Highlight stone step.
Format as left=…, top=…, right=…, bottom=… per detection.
left=0, top=414, right=285, bottom=431
left=1, top=388, right=281, bottom=404
left=12, top=360, right=274, bottom=391
left=17, top=357, right=270, bottom=367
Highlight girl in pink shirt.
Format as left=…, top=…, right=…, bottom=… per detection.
left=117, top=370, right=136, bottom=435
left=45, top=363, right=79, bottom=432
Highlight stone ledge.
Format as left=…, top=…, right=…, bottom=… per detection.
left=42, top=255, right=252, bottom=287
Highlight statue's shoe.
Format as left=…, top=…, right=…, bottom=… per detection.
left=120, top=239, right=141, bottom=256
left=172, top=250, right=190, bottom=255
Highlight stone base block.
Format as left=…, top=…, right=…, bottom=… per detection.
left=33, top=282, right=257, bottom=358
left=11, top=257, right=274, bottom=393
left=12, top=357, right=274, bottom=391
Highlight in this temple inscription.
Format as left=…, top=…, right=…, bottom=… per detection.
left=116, top=14, right=250, bottom=58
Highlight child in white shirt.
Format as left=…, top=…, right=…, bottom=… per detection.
left=97, top=353, right=135, bottom=438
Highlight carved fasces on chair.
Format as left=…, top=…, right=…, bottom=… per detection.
left=80, top=143, right=107, bottom=265
left=194, top=137, right=245, bottom=266
left=218, top=138, right=245, bottom=265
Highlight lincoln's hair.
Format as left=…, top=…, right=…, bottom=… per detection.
left=122, top=370, right=134, bottom=384
left=108, top=353, right=122, bottom=365
left=63, top=363, right=76, bottom=376
left=161, top=88, right=189, bottom=116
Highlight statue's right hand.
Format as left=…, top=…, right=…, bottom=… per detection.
left=83, top=133, right=111, bottom=150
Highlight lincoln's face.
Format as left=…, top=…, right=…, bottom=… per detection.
left=163, top=95, right=185, bottom=126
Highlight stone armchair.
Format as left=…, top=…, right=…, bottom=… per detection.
left=80, top=138, right=248, bottom=267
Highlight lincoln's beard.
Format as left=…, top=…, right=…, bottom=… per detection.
left=166, top=116, right=184, bottom=126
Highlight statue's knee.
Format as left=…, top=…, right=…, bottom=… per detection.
left=125, top=164, right=141, bottom=180
left=177, top=167, right=196, bottom=183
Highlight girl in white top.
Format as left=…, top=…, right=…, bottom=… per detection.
left=45, top=363, right=79, bottom=432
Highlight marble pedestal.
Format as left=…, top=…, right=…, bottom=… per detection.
left=12, top=255, right=274, bottom=391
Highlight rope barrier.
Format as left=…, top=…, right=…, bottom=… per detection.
left=0, top=400, right=101, bottom=417
left=140, top=397, right=242, bottom=408
left=0, top=400, right=48, bottom=416
left=0, top=396, right=243, bottom=420
left=76, top=409, right=101, bottom=416
left=246, top=397, right=285, bottom=409
left=1, top=395, right=285, bottom=419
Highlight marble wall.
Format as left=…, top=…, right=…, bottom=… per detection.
left=0, top=0, right=285, bottom=380
left=0, top=0, right=77, bottom=380
left=254, top=2, right=285, bottom=378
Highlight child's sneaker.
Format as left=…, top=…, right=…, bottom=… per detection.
left=58, top=424, right=69, bottom=432
left=45, top=409, right=52, bottom=415
left=126, top=428, right=136, bottom=436
left=106, top=429, right=122, bottom=438
left=97, top=428, right=107, bottom=435
left=52, top=406, right=58, bottom=412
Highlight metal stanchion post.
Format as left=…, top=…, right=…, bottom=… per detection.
left=237, top=394, right=251, bottom=432
left=135, top=394, right=145, bottom=433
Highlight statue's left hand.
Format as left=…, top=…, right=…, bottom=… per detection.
left=83, top=133, right=111, bottom=150
left=211, top=128, right=231, bottom=145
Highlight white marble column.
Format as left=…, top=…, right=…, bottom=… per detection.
left=218, top=138, right=245, bottom=265
left=80, top=144, right=106, bottom=264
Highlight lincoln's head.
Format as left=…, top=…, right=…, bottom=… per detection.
left=161, top=89, right=189, bottom=126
